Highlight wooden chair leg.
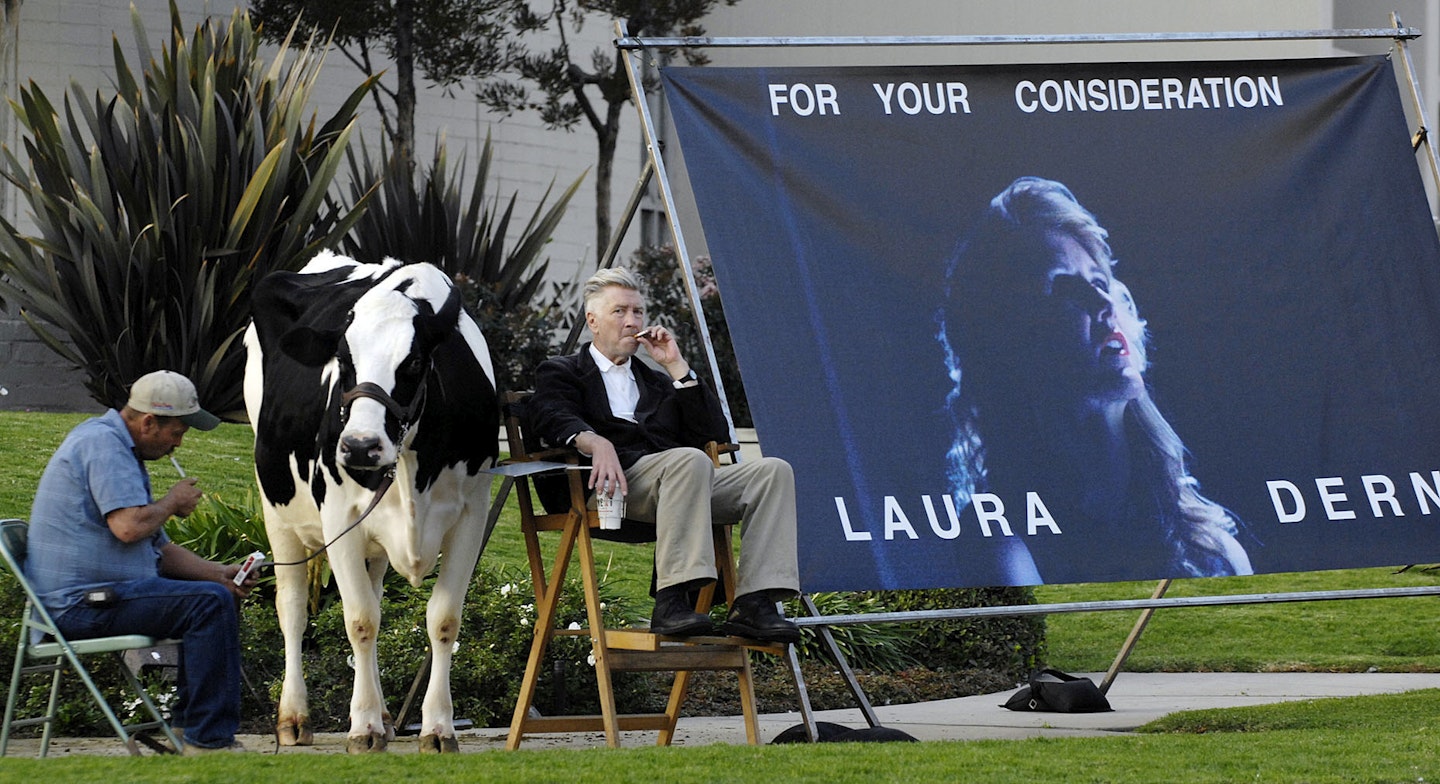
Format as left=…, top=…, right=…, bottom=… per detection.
left=576, top=522, right=622, bottom=748
left=506, top=515, right=582, bottom=750
left=737, top=653, right=761, bottom=745
left=716, top=526, right=764, bottom=745
left=657, top=669, right=692, bottom=746
left=713, top=527, right=739, bottom=607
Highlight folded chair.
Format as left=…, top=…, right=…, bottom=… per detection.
left=0, top=518, right=181, bottom=756
left=498, top=392, right=786, bottom=749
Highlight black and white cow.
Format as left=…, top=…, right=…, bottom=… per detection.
left=243, top=251, right=498, bottom=753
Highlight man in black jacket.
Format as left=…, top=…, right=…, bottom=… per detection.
left=530, top=267, right=800, bottom=643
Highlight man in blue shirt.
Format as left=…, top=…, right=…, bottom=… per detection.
left=26, top=370, right=257, bottom=754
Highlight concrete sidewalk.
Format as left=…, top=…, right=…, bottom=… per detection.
left=655, top=671, right=1440, bottom=745
left=8, top=671, right=1435, bottom=755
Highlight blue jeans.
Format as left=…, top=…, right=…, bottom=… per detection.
left=55, top=577, right=241, bottom=748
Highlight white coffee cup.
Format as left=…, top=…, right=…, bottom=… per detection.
left=597, top=489, right=624, bottom=530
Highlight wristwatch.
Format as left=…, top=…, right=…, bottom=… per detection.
left=673, top=369, right=698, bottom=387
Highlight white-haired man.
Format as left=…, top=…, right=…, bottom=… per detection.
left=530, top=268, right=801, bottom=642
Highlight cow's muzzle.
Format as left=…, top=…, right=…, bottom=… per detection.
left=340, top=432, right=386, bottom=468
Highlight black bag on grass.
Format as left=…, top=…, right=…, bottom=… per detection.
left=1002, top=668, right=1112, bottom=713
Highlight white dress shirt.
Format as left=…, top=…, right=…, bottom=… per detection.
left=589, top=344, right=640, bottom=423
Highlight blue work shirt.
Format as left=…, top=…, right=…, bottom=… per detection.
left=26, top=409, right=169, bottom=614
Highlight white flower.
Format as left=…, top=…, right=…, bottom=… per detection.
left=567, top=621, right=581, bottom=630
left=586, top=653, right=596, bottom=667
left=500, top=584, right=512, bottom=596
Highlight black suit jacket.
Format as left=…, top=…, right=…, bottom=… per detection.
left=530, top=344, right=730, bottom=469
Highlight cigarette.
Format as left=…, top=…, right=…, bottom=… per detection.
left=170, top=455, right=186, bottom=478
left=633, top=328, right=655, bottom=340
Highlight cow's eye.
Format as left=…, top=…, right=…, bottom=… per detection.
left=400, top=356, right=424, bottom=379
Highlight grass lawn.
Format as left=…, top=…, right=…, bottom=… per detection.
left=0, top=691, right=1435, bottom=783
left=1039, top=568, right=1440, bottom=674
left=3, top=411, right=1439, bottom=781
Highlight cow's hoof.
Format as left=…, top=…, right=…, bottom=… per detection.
left=277, top=720, right=313, bottom=747
left=346, top=731, right=389, bottom=754
left=418, top=733, right=460, bottom=754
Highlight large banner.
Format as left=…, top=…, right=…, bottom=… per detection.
left=662, top=55, right=1440, bottom=591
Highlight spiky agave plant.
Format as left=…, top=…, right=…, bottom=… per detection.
left=0, top=1, right=376, bottom=416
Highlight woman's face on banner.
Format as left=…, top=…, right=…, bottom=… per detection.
left=1036, top=230, right=1146, bottom=408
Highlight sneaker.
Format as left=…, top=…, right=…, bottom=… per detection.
left=182, top=739, right=246, bottom=756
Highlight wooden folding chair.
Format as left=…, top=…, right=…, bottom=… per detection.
left=0, top=519, right=181, bottom=756
left=498, top=391, right=786, bottom=749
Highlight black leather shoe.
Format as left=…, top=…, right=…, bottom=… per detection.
left=721, top=593, right=801, bottom=644
left=650, top=585, right=715, bottom=637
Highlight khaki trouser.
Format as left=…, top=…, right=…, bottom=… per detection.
left=608, top=447, right=800, bottom=599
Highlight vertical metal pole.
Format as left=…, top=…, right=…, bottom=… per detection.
left=1099, top=579, right=1171, bottom=693
left=1392, top=11, right=1440, bottom=227
left=614, top=20, right=738, bottom=441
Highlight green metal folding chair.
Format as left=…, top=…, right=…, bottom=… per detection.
left=0, top=518, right=181, bottom=756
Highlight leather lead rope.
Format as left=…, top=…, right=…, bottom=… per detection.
left=268, top=472, right=395, bottom=568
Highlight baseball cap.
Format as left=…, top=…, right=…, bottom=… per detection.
left=126, top=371, right=221, bottom=431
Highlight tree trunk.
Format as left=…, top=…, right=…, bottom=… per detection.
left=594, top=100, right=623, bottom=266
left=392, top=0, right=417, bottom=178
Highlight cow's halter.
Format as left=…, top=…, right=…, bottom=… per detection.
left=341, top=374, right=430, bottom=443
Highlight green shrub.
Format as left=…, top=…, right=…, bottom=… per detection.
left=861, top=587, right=1046, bottom=679
left=459, top=275, right=576, bottom=396
left=781, top=588, right=1045, bottom=680
left=784, top=592, right=923, bottom=672
left=167, top=492, right=270, bottom=567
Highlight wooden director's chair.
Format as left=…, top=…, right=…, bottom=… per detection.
left=497, top=391, right=786, bottom=749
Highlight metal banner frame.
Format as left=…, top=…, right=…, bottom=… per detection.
left=611, top=16, right=1440, bottom=741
